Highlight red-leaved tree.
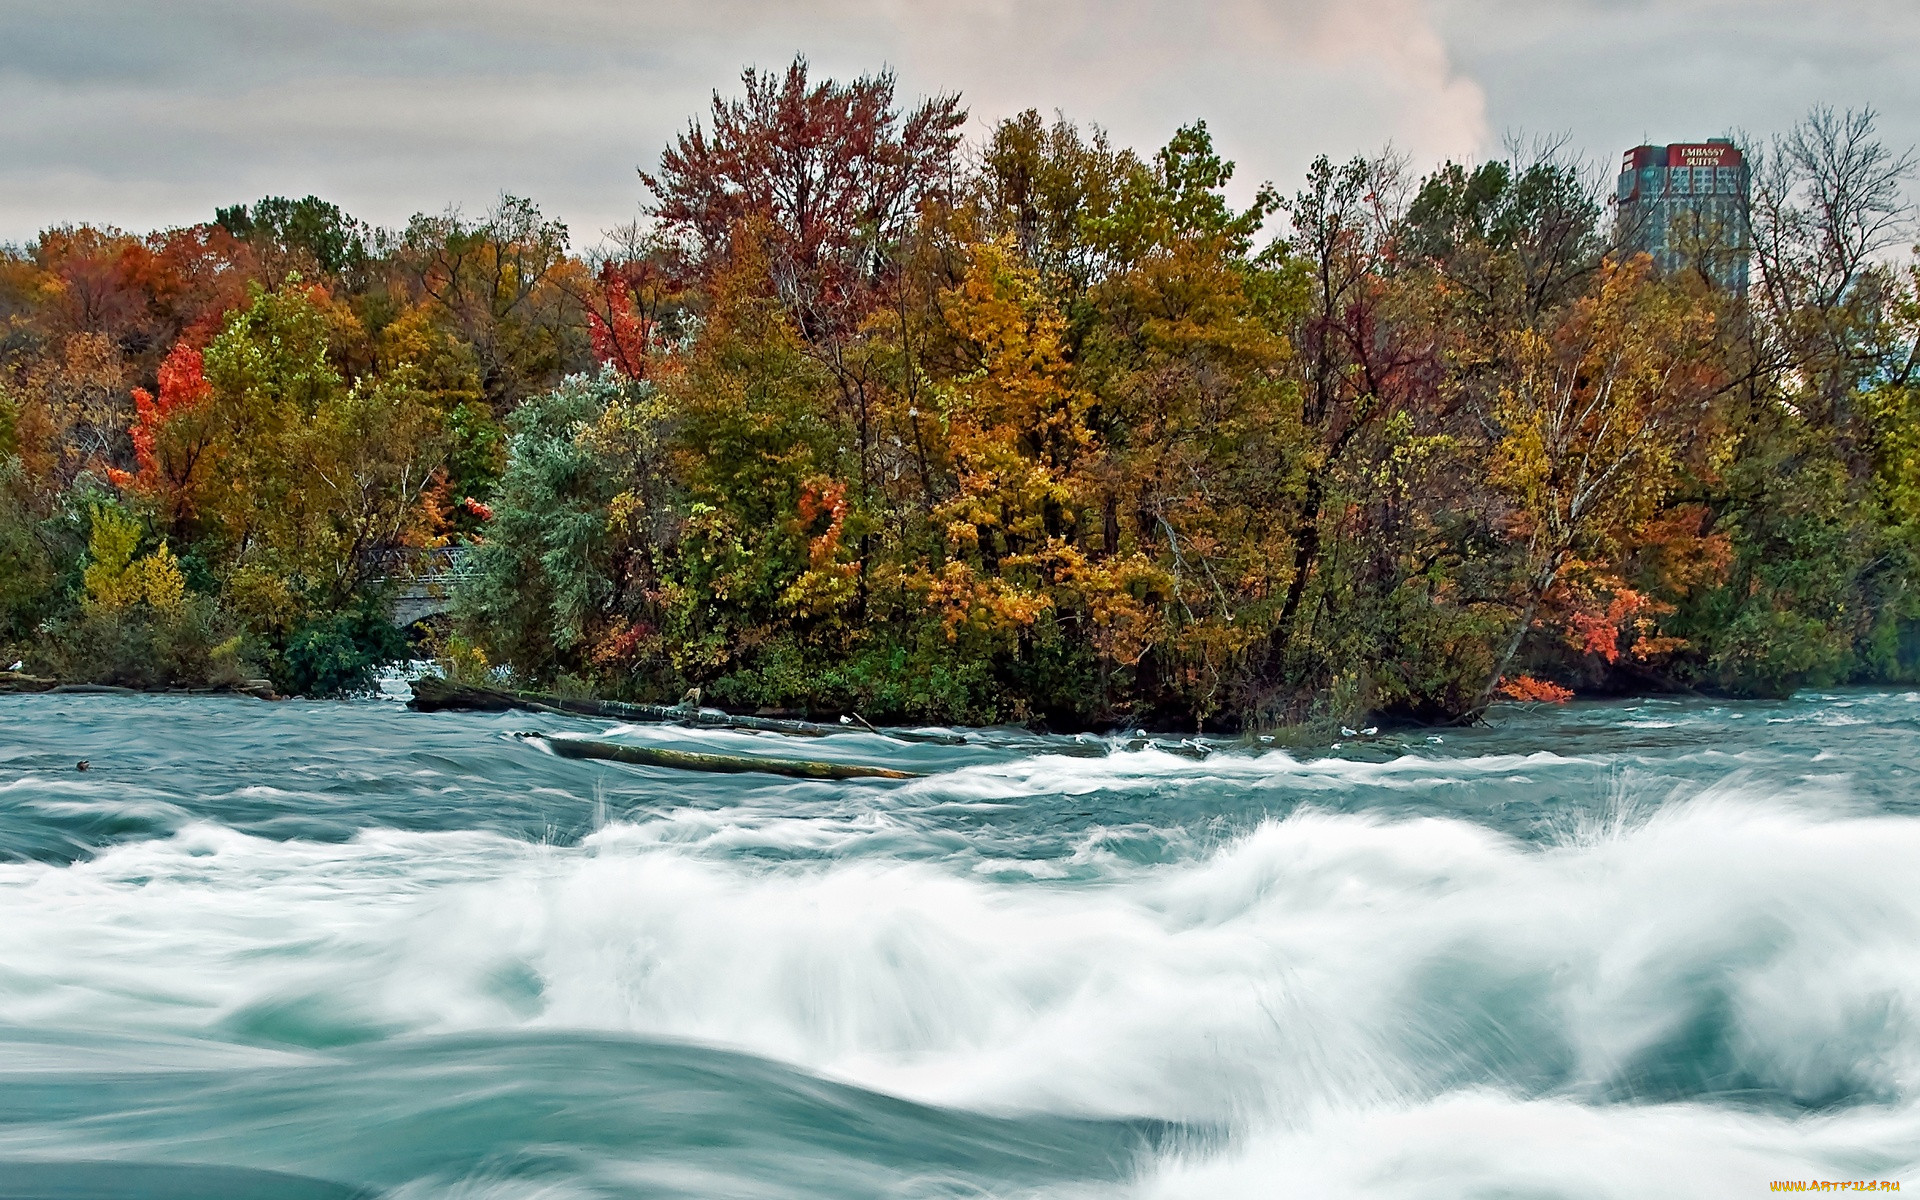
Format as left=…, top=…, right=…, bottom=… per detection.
left=582, top=250, right=676, bottom=380
left=107, top=342, right=218, bottom=532
left=641, top=56, right=965, bottom=341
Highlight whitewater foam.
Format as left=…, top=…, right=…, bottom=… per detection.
left=3, top=790, right=1917, bottom=1133
left=9, top=691, right=1920, bottom=1196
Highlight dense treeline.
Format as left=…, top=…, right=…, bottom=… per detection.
left=3, top=63, right=1918, bottom=728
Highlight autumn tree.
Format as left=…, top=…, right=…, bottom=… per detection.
left=29, top=226, right=157, bottom=348
left=1401, top=148, right=1606, bottom=333
left=1480, top=257, right=1721, bottom=704
left=10, top=331, right=133, bottom=491
left=644, top=56, right=965, bottom=336
left=106, top=341, right=217, bottom=536
left=398, top=196, right=586, bottom=412
left=577, top=224, right=684, bottom=381
left=643, top=58, right=966, bottom=516
left=917, top=239, right=1087, bottom=661
left=970, top=111, right=1151, bottom=298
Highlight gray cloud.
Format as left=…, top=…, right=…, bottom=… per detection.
left=1, top=0, right=1914, bottom=246
left=1440, top=0, right=1920, bottom=155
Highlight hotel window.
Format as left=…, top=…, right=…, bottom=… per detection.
left=1717, top=167, right=1739, bottom=194
left=1695, top=166, right=1717, bottom=193
left=1669, top=168, right=1691, bottom=195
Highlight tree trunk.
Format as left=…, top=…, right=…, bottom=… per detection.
left=1475, top=560, right=1562, bottom=712
left=1273, top=475, right=1327, bottom=651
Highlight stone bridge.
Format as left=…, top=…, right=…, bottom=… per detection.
left=379, top=547, right=479, bottom=628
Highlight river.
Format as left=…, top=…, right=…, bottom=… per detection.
left=1, top=688, right=1917, bottom=1197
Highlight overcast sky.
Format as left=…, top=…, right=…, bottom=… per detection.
left=3, top=0, right=1917, bottom=247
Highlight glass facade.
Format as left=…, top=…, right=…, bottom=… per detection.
left=1615, top=140, right=1751, bottom=292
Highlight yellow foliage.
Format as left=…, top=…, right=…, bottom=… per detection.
left=82, top=505, right=143, bottom=612
left=223, top=563, right=299, bottom=634
left=1491, top=256, right=1720, bottom=572
left=376, top=303, right=484, bottom=408
left=130, top=542, right=187, bottom=614
left=435, top=634, right=494, bottom=685
left=923, top=560, right=1053, bottom=642
left=1066, top=551, right=1171, bottom=667
left=24, top=333, right=131, bottom=489
left=82, top=506, right=189, bottom=615
left=933, top=238, right=1091, bottom=562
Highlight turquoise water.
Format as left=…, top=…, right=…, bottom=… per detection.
left=2, top=689, right=1919, bottom=1197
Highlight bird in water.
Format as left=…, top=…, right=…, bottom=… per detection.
left=75, top=761, right=89, bottom=772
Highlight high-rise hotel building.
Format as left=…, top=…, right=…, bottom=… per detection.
left=1615, top=139, right=1751, bottom=292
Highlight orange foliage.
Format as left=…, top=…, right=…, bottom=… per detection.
left=777, top=477, right=860, bottom=618
left=589, top=618, right=655, bottom=670
left=795, top=478, right=850, bottom=569
left=33, top=224, right=252, bottom=350
left=924, top=560, right=1055, bottom=642
left=1633, top=504, right=1734, bottom=592
left=585, top=255, right=678, bottom=380
left=1561, top=585, right=1681, bottom=665
left=1497, top=675, right=1573, bottom=703
left=106, top=342, right=214, bottom=523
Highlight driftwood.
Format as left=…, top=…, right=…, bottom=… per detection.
left=0, top=675, right=278, bottom=700
left=538, top=734, right=922, bottom=780
left=408, top=676, right=966, bottom=744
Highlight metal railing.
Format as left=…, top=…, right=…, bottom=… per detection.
left=375, top=546, right=479, bottom=623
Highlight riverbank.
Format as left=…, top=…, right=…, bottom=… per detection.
left=0, top=670, right=281, bottom=700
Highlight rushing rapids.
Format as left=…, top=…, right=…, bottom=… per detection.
left=1, top=689, right=1918, bottom=1197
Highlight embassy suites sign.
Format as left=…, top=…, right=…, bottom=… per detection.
left=1668, top=143, right=1743, bottom=168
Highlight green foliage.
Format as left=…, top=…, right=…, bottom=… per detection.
left=1403, top=159, right=1599, bottom=266
left=397, top=196, right=582, bottom=412
left=276, top=604, right=408, bottom=697
left=456, top=369, right=640, bottom=679
left=1678, top=411, right=1913, bottom=696
left=203, top=281, right=341, bottom=418
left=0, top=457, right=57, bottom=646
left=1148, top=122, right=1279, bottom=254
left=40, top=593, right=261, bottom=691
left=30, top=501, right=255, bottom=687
left=215, top=196, right=372, bottom=278
left=446, top=400, right=505, bottom=502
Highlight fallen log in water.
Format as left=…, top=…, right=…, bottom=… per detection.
left=537, top=734, right=923, bottom=780
left=407, top=676, right=967, bottom=744
left=0, top=675, right=279, bottom=700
